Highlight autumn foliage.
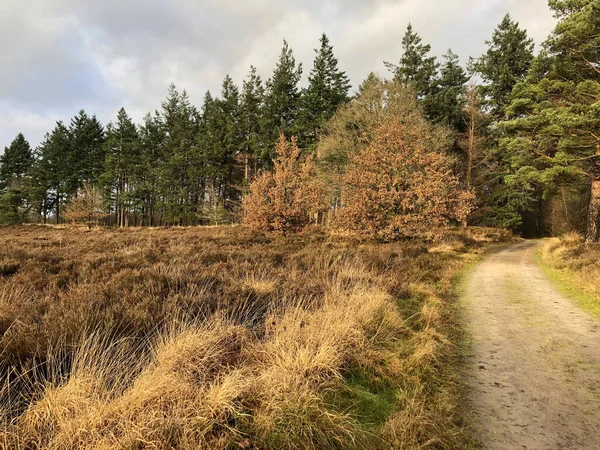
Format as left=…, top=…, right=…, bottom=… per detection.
left=244, top=81, right=475, bottom=240
left=243, top=134, right=325, bottom=234
left=62, top=183, right=109, bottom=228
left=335, top=118, right=474, bottom=240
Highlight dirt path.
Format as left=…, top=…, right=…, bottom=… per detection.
left=464, top=240, right=600, bottom=449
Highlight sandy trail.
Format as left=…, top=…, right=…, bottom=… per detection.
left=464, top=240, right=600, bottom=449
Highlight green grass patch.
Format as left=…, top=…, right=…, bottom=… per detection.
left=333, top=369, right=397, bottom=431
left=537, top=247, right=600, bottom=319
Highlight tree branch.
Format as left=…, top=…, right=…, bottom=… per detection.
left=571, top=48, right=600, bottom=76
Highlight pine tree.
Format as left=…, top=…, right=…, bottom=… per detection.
left=137, top=112, right=166, bottom=226
left=159, top=84, right=201, bottom=225
left=68, top=110, right=106, bottom=194
left=300, top=34, right=351, bottom=147
left=34, top=122, right=72, bottom=223
left=28, top=150, right=53, bottom=224
left=197, top=90, right=217, bottom=187
left=100, top=108, right=140, bottom=227
left=0, top=133, right=33, bottom=190
left=261, top=40, right=303, bottom=163
left=197, top=76, right=243, bottom=223
left=197, top=89, right=229, bottom=224
left=219, top=75, right=243, bottom=207
left=385, top=24, right=439, bottom=118
left=178, top=89, right=202, bottom=225
left=469, top=14, right=534, bottom=120
left=240, top=66, right=264, bottom=182
left=0, top=133, right=34, bottom=223
left=431, top=50, right=469, bottom=131
left=502, top=0, right=600, bottom=241
left=465, top=15, right=535, bottom=232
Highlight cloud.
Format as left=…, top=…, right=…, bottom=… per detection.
left=0, top=102, right=58, bottom=150
left=0, top=0, right=557, bottom=148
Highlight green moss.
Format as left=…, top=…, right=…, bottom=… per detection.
left=327, top=369, right=397, bottom=434
left=396, top=295, right=428, bottom=330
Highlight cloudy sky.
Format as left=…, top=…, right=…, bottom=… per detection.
left=1, top=0, right=557, bottom=149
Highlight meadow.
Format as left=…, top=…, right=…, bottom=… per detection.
left=0, top=225, right=511, bottom=449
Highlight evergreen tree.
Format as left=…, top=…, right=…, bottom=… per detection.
left=158, top=84, right=181, bottom=224
left=0, top=133, right=34, bottom=223
left=197, top=90, right=221, bottom=223
left=431, top=50, right=469, bottom=131
left=385, top=24, right=439, bottom=118
left=464, top=15, right=535, bottom=232
left=198, top=76, right=243, bottom=222
left=100, top=108, right=140, bottom=227
left=469, top=14, right=534, bottom=120
left=34, top=122, right=72, bottom=223
left=159, top=84, right=201, bottom=225
left=219, top=75, right=243, bottom=206
left=502, top=0, right=600, bottom=241
left=261, top=40, right=303, bottom=163
left=300, top=34, right=351, bottom=147
left=28, top=151, right=53, bottom=224
left=68, top=110, right=106, bottom=193
left=240, top=66, right=265, bottom=182
left=0, top=133, right=33, bottom=190
left=138, top=112, right=166, bottom=226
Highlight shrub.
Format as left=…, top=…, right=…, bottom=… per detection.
left=243, top=135, right=326, bottom=234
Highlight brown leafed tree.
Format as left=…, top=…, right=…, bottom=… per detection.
left=243, top=134, right=326, bottom=234
left=317, top=75, right=451, bottom=213
left=63, top=183, right=108, bottom=228
left=335, top=117, right=475, bottom=240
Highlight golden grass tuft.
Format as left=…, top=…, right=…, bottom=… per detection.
left=242, top=272, right=278, bottom=296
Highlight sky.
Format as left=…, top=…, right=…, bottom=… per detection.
left=0, top=0, right=557, bottom=149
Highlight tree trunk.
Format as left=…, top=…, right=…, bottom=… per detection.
left=585, top=177, right=600, bottom=242
left=466, top=119, right=474, bottom=189
left=562, top=187, right=570, bottom=232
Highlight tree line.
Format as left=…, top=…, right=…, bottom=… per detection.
left=2, top=0, right=600, bottom=241
left=0, top=35, right=350, bottom=227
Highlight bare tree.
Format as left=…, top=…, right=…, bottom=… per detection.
left=460, top=84, right=487, bottom=190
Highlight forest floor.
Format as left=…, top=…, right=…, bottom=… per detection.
left=463, top=240, right=600, bottom=449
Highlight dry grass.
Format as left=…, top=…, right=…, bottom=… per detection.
left=540, top=233, right=600, bottom=317
left=0, top=225, right=506, bottom=449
